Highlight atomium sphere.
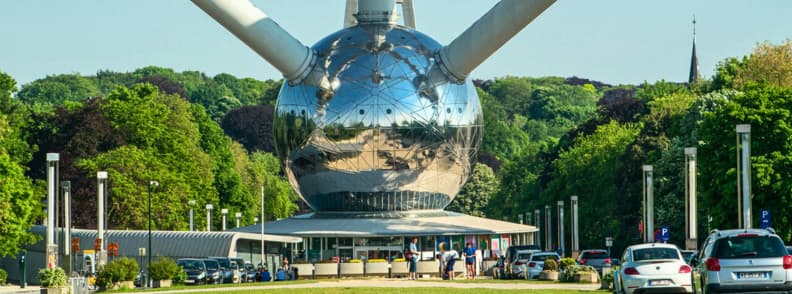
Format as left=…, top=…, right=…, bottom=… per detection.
left=274, top=24, right=482, bottom=212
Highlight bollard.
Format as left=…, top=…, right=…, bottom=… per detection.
left=19, top=252, right=26, bottom=288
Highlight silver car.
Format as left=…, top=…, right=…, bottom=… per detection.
left=694, top=228, right=792, bottom=293
left=613, top=243, right=693, bottom=294
left=523, top=252, right=561, bottom=279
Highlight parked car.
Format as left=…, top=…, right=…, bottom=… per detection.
left=694, top=228, right=792, bottom=293
left=177, top=258, right=208, bottom=285
left=202, top=258, right=223, bottom=284
left=244, top=262, right=257, bottom=282
left=229, top=260, right=242, bottom=283
left=613, top=243, right=693, bottom=294
left=504, top=245, right=541, bottom=266
left=577, top=249, right=612, bottom=273
left=786, top=245, right=792, bottom=255
left=680, top=250, right=697, bottom=265
left=230, top=258, right=247, bottom=282
left=523, top=252, right=561, bottom=279
left=208, top=257, right=235, bottom=283
left=505, top=249, right=536, bottom=278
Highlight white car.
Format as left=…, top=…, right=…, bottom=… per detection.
left=614, top=243, right=693, bottom=294
left=524, top=252, right=561, bottom=279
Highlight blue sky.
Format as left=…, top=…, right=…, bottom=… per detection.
left=1, top=0, right=790, bottom=87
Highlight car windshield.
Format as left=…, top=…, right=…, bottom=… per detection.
left=715, top=236, right=786, bottom=259
left=204, top=260, right=219, bottom=270
left=581, top=251, right=608, bottom=259
left=632, top=248, right=680, bottom=261
left=214, top=258, right=230, bottom=268
left=516, top=253, right=532, bottom=260
left=178, top=260, right=204, bottom=270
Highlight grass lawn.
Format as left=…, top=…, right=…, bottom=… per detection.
left=202, top=289, right=608, bottom=294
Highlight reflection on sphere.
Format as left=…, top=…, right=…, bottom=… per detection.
left=274, top=24, right=482, bottom=212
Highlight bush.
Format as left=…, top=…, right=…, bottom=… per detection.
left=148, top=258, right=180, bottom=281
left=561, top=265, right=597, bottom=282
left=603, top=266, right=619, bottom=288
left=116, top=257, right=139, bottom=281
left=0, top=268, right=6, bottom=286
left=96, top=257, right=139, bottom=288
left=38, top=267, right=68, bottom=288
left=560, top=257, right=576, bottom=270
left=542, top=258, right=558, bottom=271
left=171, top=270, right=188, bottom=285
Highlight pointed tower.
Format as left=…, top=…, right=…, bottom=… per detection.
left=688, top=16, right=701, bottom=84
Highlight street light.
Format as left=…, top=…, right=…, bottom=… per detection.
left=188, top=200, right=196, bottom=232
left=235, top=212, right=242, bottom=228
left=557, top=200, right=564, bottom=257
left=206, top=204, right=214, bottom=232
left=643, top=165, right=654, bottom=242
left=147, top=180, right=159, bottom=288
left=46, top=153, right=59, bottom=269
left=684, top=148, right=697, bottom=250
left=736, top=124, right=752, bottom=228
left=221, top=209, right=229, bottom=231
left=61, top=181, right=72, bottom=274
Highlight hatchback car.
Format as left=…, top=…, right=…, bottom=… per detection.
left=505, top=249, right=542, bottom=278
left=202, top=258, right=223, bottom=284
left=613, top=243, right=693, bottom=294
left=177, top=258, right=208, bottom=285
left=694, top=228, right=792, bottom=293
left=524, top=252, right=561, bottom=279
left=578, top=249, right=613, bottom=273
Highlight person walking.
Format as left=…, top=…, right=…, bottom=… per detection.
left=464, top=242, right=477, bottom=279
left=442, top=246, right=459, bottom=280
left=407, top=237, right=419, bottom=280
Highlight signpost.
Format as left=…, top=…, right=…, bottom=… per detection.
left=760, top=209, right=771, bottom=229
left=605, top=237, right=613, bottom=258
left=660, top=226, right=670, bottom=243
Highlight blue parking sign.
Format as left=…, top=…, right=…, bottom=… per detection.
left=660, top=227, right=670, bottom=242
left=760, top=209, right=771, bottom=229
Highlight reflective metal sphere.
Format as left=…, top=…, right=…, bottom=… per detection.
left=274, top=24, right=482, bottom=212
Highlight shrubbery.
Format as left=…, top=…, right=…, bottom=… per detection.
left=148, top=258, right=180, bottom=281
left=542, top=258, right=558, bottom=271
left=38, top=267, right=68, bottom=288
left=561, top=264, right=597, bottom=282
left=96, top=257, right=139, bottom=289
left=560, top=257, right=576, bottom=270
left=0, top=268, right=7, bottom=285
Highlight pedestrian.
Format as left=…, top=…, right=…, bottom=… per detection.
left=442, top=246, right=459, bottom=280
left=407, top=237, right=419, bottom=280
left=464, top=242, right=477, bottom=279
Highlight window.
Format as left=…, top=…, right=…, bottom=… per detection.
left=581, top=251, right=609, bottom=259
left=632, top=248, right=680, bottom=261
left=715, top=236, right=786, bottom=259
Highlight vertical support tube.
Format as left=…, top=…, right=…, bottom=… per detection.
left=97, top=171, right=108, bottom=267
left=221, top=209, right=228, bottom=231
left=46, top=153, right=59, bottom=268
left=206, top=204, right=213, bottom=232
left=544, top=205, right=551, bottom=251
left=685, top=148, right=698, bottom=249
left=526, top=212, right=533, bottom=244
left=188, top=200, right=196, bottom=232
left=236, top=212, right=242, bottom=228
left=557, top=200, right=564, bottom=257
left=736, top=124, right=752, bottom=229
left=534, top=209, right=541, bottom=248
left=571, top=195, right=579, bottom=256
left=643, top=165, right=654, bottom=242
left=62, top=181, right=71, bottom=274
left=261, top=185, right=266, bottom=267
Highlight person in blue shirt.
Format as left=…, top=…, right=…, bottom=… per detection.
left=408, top=237, right=419, bottom=280
left=464, top=242, right=477, bottom=279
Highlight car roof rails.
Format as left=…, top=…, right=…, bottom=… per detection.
left=764, top=227, right=777, bottom=234
left=709, top=229, right=720, bottom=236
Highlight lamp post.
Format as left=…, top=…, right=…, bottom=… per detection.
left=571, top=195, right=579, bottom=257
left=534, top=209, right=541, bottom=248
left=736, top=124, right=752, bottom=228
left=557, top=200, right=564, bottom=257
left=643, top=165, right=654, bottom=242
left=685, top=148, right=698, bottom=249
left=188, top=200, right=196, bottom=232
left=147, top=180, right=158, bottom=288
left=235, top=212, right=242, bottom=228
left=260, top=185, right=266, bottom=268
left=544, top=205, right=551, bottom=251
left=221, top=209, right=229, bottom=231
left=46, top=153, right=59, bottom=269
left=61, top=181, right=72, bottom=273
left=97, top=171, right=108, bottom=267
left=206, top=204, right=214, bottom=232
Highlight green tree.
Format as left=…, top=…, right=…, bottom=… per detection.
left=447, top=163, right=498, bottom=217
left=0, top=114, right=41, bottom=257
left=16, top=74, right=99, bottom=106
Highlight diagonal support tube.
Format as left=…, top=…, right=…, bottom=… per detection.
left=192, top=0, right=318, bottom=84
left=436, top=0, right=556, bottom=82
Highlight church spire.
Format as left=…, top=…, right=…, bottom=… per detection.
left=688, top=16, right=701, bottom=84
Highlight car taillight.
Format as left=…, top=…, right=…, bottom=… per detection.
left=624, top=267, right=639, bottom=275
left=604, top=259, right=611, bottom=265
left=528, top=262, right=536, bottom=268
left=579, top=259, right=587, bottom=265
left=784, top=255, right=792, bottom=269
left=679, top=265, right=691, bottom=273
left=515, top=261, right=524, bottom=266
left=705, top=258, right=720, bottom=271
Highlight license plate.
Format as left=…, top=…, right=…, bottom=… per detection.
left=648, top=279, right=672, bottom=286
left=186, top=279, right=195, bottom=284
left=738, top=272, right=769, bottom=279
